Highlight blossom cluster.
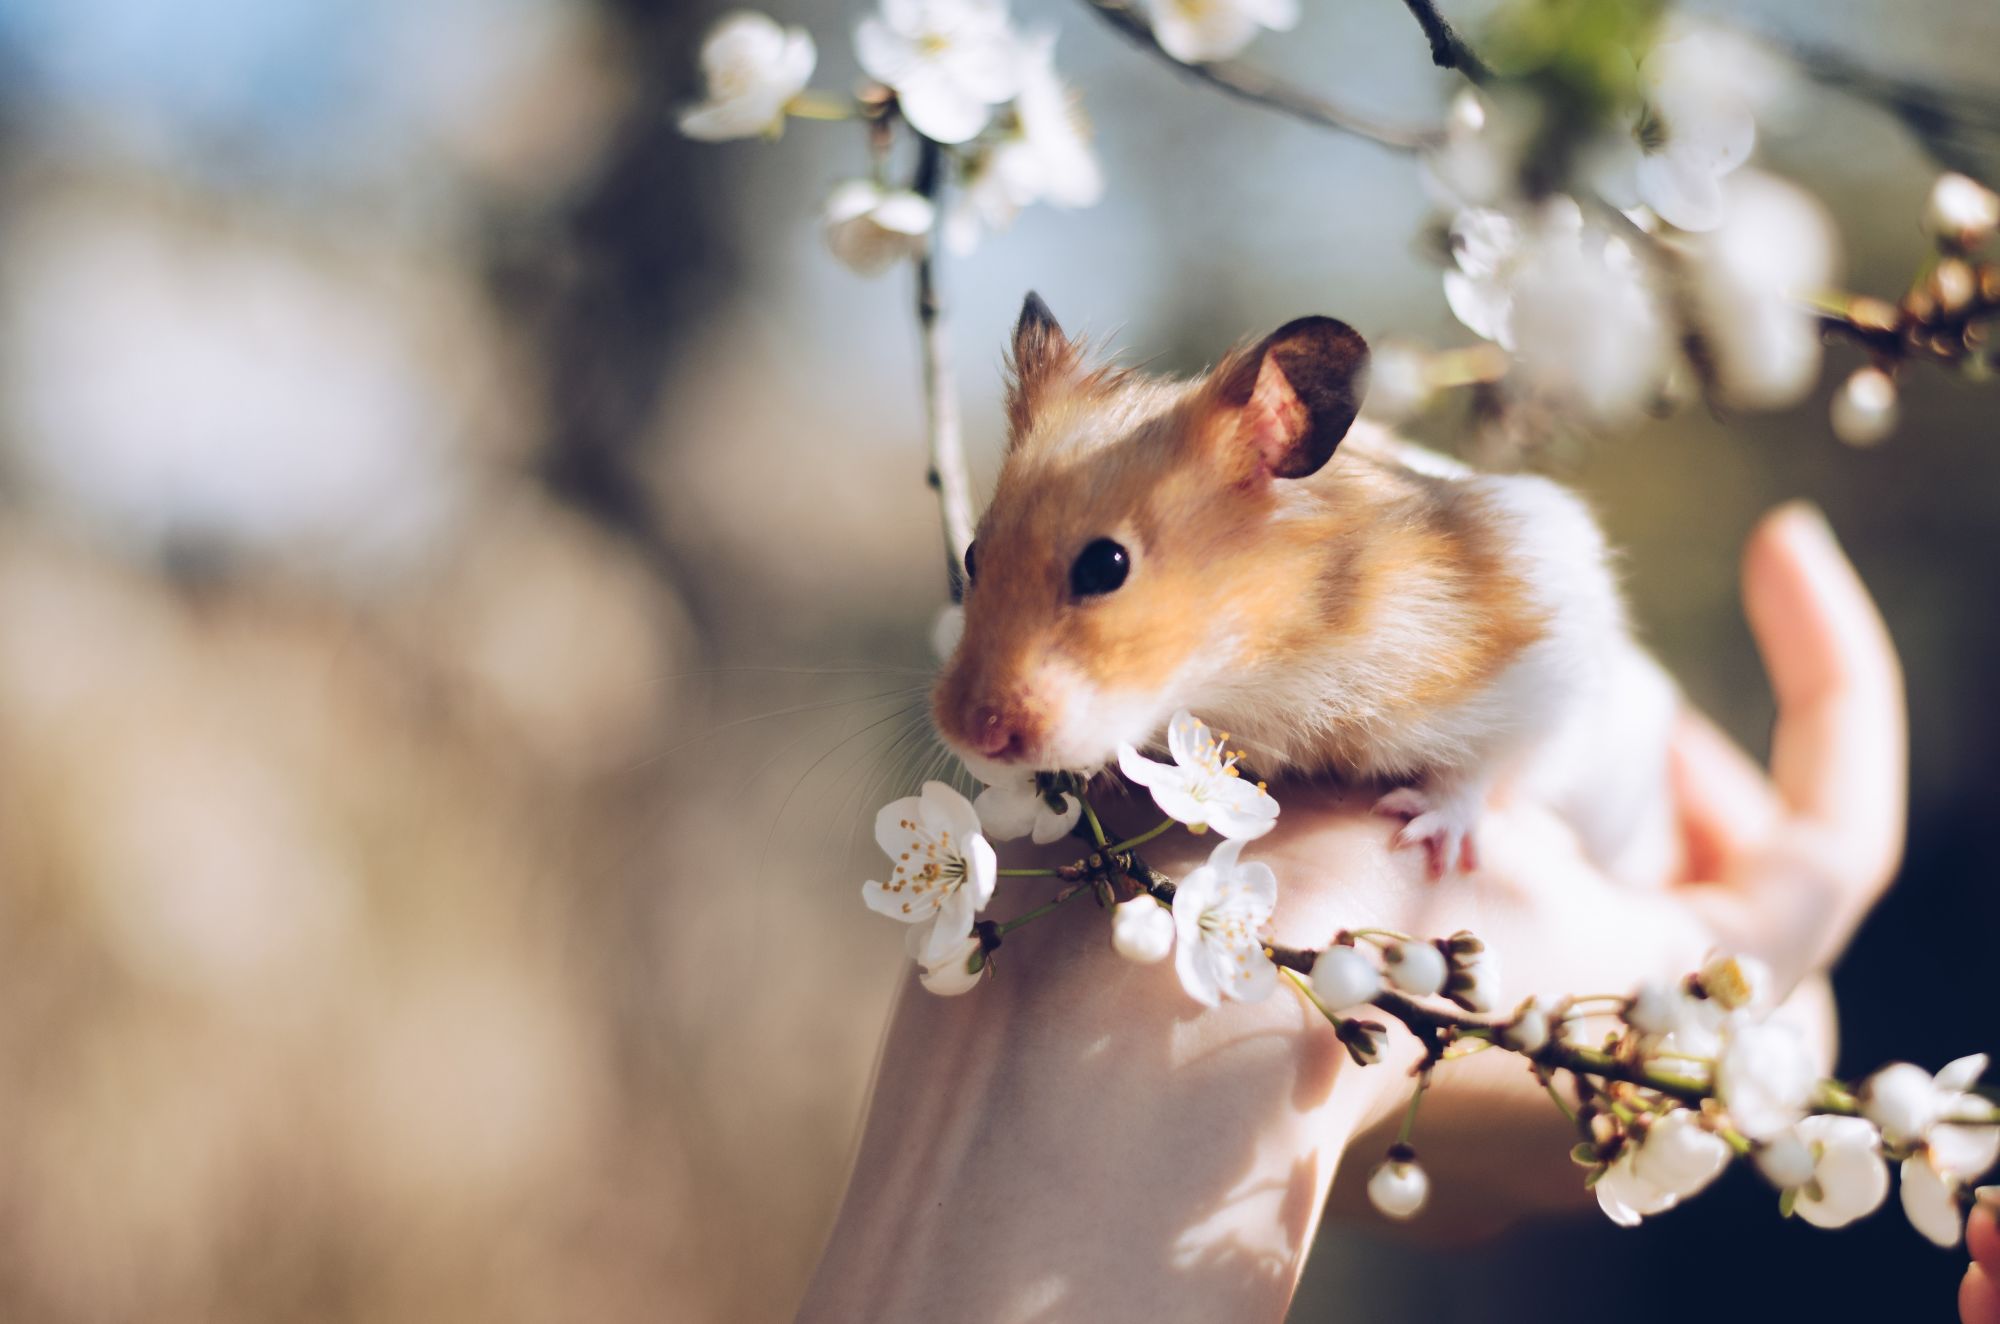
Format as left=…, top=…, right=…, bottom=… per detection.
left=678, top=0, right=1103, bottom=267
left=852, top=708, right=1999, bottom=1246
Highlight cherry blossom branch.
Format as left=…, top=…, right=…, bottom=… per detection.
left=1397, top=0, right=1493, bottom=83
left=911, top=136, right=978, bottom=593
left=1810, top=269, right=2000, bottom=370
left=1076, top=0, right=1444, bottom=152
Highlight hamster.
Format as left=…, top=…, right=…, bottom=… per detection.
left=932, top=293, right=1676, bottom=880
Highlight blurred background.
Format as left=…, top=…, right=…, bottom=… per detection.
left=0, top=0, right=1992, bottom=1319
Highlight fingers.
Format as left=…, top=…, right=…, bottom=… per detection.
left=1670, top=708, right=1782, bottom=876
left=1741, top=502, right=1907, bottom=890
left=1965, top=1206, right=2000, bottom=1324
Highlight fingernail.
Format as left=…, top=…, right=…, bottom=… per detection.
left=1772, top=499, right=1837, bottom=549
left=1978, top=1184, right=2000, bottom=1209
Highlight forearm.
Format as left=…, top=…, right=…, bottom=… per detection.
left=797, top=824, right=1407, bottom=1323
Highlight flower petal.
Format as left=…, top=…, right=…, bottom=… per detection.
left=1937, top=1053, right=1990, bottom=1094
left=1929, top=1124, right=2000, bottom=1184
left=1901, top=1155, right=1966, bottom=1248
left=1029, top=793, right=1083, bottom=845
left=974, top=779, right=1039, bottom=842
left=1117, top=742, right=1171, bottom=789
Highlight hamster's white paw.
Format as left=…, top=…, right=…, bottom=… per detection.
left=1372, top=786, right=1481, bottom=879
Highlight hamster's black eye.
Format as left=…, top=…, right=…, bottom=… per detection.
left=1070, top=538, right=1130, bottom=598
left=963, top=539, right=978, bottom=585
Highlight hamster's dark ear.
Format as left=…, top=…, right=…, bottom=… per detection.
left=1005, top=291, right=1076, bottom=436
left=1208, top=317, right=1370, bottom=480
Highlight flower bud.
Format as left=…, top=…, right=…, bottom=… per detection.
left=1503, top=998, right=1551, bottom=1054
left=1367, top=1146, right=1430, bottom=1221
left=1861, top=1062, right=1941, bottom=1145
left=1830, top=366, right=1898, bottom=448
left=1336, top=1018, right=1388, bottom=1067
left=1626, top=980, right=1682, bottom=1036
left=1444, top=940, right=1501, bottom=1014
left=918, top=934, right=986, bottom=996
left=1697, top=953, right=1769, bottom=1013
left=1384, top=941, right=1447, bottom=997
left=1310, top=944, right=1381, bottom=1013
left=1754, top=1128, right=1816, bottom=1191
left=1925, top=172, right=2000, bottom=249
left=1111, top=897, right=1174, bottom=965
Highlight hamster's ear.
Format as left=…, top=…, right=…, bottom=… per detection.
left=1005, top=291, right=1076, bottom=437
left=1206, top=316, right=1370, bottom=480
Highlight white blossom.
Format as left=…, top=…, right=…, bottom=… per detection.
left=1717, top=1019, right=1817, bottom=1141
left=1594, top=32, right=1757, bottom=232
left=1443, top=198, right=1671, bottom=421
left=1503, top=999, right=1552, bottom=1054
left=973, top=772, right=1081, bottom=845
left=1139, top=0, right=1297, bottom=65
left=1692, top=171, right=1840, bottom=411
left=1171, top=836, right=1278, bottom=1006
left=1421, top=87, right=1542, bottom=209
left=1596, top=1110, right=1730, bottom=1226
left=1383, top=941, right=1446, bottom=999
left=910, top=923, right=987, bottom=995
left=856, top=0, right=1021, bottom=145
left=1863, top=1054, right=1996, bottom=1169
left=1309, top=945, right=1381, bottom=1013
left=1925, top=172, right=2000, bottom=248
left=944, top=31, right=1104, bottom=256
left=1903, top=1152, right=1969, bottom=1248
left=1367, top=1153, right=1430, bottom=1220
left=823, top=181, right=935, bottom=276
left=1831, top=366, right=1898, bottom=447
left=1699, top=953, right=1772, bottom=1014
left=863, top=781, right=998, bottom=963
left=1118, top=710, right=1278, bottom=840
left=1761, top=1116, right=1890, bottom=1230
left=1112, top=896, right=1176, bottom=964
left=678, top=11, right=818, bottom=142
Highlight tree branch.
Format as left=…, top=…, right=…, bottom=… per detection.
left=1397, top=0, right=1492, bottom=83
left=911, top=137, right=976, bottom=595
left=1078, top=0, right=1444, bottom=153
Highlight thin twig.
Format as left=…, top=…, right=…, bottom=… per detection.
left=911, top=137, right=976, bottom=594
left=1397, top=0, right=1492, bottom=83
left=1078, top=0, right=1443, bottom=152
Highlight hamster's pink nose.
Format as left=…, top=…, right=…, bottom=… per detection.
left=968, top=705, right=1025, bottom=760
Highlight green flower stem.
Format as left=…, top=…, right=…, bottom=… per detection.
left=997, top=867, right=1059, bottom=877
left=1540, top=1069, right=1580, bottom=1124
left=1282, top=967, right=1343, bottom=1028
left=785, top=92, right=860, bottom=121
left=1106, top=819, right=1176, bottom=854
left=996, top=885, right=1090, bottom=936
left=1397, top=1070, right=1432, bottom=1145
left=1079, top=797, right=1110, bottom=849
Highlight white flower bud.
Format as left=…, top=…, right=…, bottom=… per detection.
left=1716, top=1019, right=1817, bottom=1140
left=1367, top=1151, right=1430, bottom=1221
left=1309, top=945, right=1381, bottom=1013
left=823, top=181, right=935, bottom=277
left=1626, top=980, right=1683, bottom=1036
left=1630, top=1110, right=1730, bottom=1201
left=1698, top=953, right=1770, bottom=1013
left=1503, top=999, right=1551, bottom=1054
left=1924, top=172, right=2000, bottom=247
left=1111, top=897, right=1175, bottom=965
left=1830, top=366, right=1898, bottom=448
left=1862, top=1062, right=1942, bottom=1146
left=1384, top=941, right=1447, bottom=998
left=1445, top=942, right=1501, bottom=1014
left=917, top=933, right=986, bottom=996
left=1755, top=1129, right=1815, bottom=1191
left=1903, top=1153, right=1967, bottom=1248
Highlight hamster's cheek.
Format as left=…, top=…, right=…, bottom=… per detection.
left=1033, top=661, right=1185, bottom=774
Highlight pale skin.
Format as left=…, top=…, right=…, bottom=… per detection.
left=797, top=504, right=1926, bottom=1323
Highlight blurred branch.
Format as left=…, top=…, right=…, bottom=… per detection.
left=912, top=138, right=976, bottom=595
left=1812, top=264, right=2000, bottom=369
left=1726, top=24, right=2000, bottom=176
left=1078, top=0, right=1444, bottom=152
left=1397, top=0, right=1493, bottom=84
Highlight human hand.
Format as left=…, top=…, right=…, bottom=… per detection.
left=1120, top=502, right=1907, bottom=1226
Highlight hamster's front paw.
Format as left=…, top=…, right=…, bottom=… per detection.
left=1373, top=785, right=1481, bottom=879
